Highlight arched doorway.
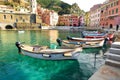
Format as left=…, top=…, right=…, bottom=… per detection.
left=73, top=24, right=77, bottom=27
left=109, top=24, right=113, bottom=29
left=5, top=25, right=13, bottom=29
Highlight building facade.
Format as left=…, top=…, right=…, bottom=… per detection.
left=58, top=14, right=79, bottom=26
left=41, top=9, right=59, bottom=26
left=84, top=12, right=90, bottom=26
left=0, top=4, right=41, bottom=29
left=100, top=0, right=120, bottom=28
left=70, top=15, right=79, bottom=26
left=50, top=10, right=59, bottom=26
left=90, top=4, right=101, bottom=27
left=58, top=15, right=70, bottom=26
left=79, top=16, right=84, bottom=26
left=30, top=0, right=37, bottom=14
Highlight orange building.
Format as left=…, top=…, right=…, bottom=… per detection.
left=58, top=15, right=70, bottom=26
left=58, top=14, right=79, bottom=26
left=42, top=9, right=50, bottom=26
left=100, top=0, right=120, bottom=28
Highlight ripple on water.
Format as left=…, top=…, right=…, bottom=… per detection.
left=0, top=30, right=108, bottom=80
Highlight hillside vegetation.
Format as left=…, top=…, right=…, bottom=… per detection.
left=37, top=0, right=85, bottom=15
left=2, top=0, right=85, bottom=15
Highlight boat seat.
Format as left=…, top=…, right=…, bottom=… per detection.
left=33, top=46, right=48, bottom=52
left=63, top=52, right=72, bottom=57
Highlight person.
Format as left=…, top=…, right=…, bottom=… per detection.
left=116, top=25, right=119, bottom=31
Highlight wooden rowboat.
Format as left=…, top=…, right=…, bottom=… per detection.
left=82, top=31, right=114, bottom=40
left=15, top=42, right=82, bottom=60
left=67, top=36, right=104, bottom=42
left=56, top=38, right=105, bottom=48
left=82, top=31, right=107, bottom=38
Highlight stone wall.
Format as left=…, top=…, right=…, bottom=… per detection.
left=16, top=23, right=40, bottom=29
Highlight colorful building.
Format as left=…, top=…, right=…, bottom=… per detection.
left=84, top=12, right=90, bottom=26
left=50, top=10, right=59, bottom=26
left=70, top=15, right=79, bottom=26
left=30, top=0, right=37, bottom=14
left=79, top=16, right=84, bottom=26
left=0, top=3, right=41, bottom=29
left=41, top=9, right=59, bottom=26
left=100, top=0, right=120, bottom=28
left=90, top=4, right=101, bottom=27
left=58, top=14, right=79, bottom=26
left=58, top=15, right=70, bottom=26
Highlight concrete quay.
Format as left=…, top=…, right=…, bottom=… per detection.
left=89, top=64, right=120, bottom=80
left=89, top=42, right=120, bottom=80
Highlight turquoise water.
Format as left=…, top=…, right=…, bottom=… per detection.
left=0, top=30, right=108, bottom=80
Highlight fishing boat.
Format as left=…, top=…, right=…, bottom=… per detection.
left=57, top=38, right=105, bottom=48
left=81, top=31, right=114, bottom=39
left=15, top=42, right=82, bottom=60
left=82, top=31, right=107, bottom=38
left=67, top=36, right=104, bottom=42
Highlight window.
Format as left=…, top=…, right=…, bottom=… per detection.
left=112, top=9, right=114, bottom=14
left=109, top=11, right=111, bottom=15
left=4, top=15, right=6, bottom=19
left=20, top=16, right=22, bottom=20
left=23, top=19, right=25, bottom=22
left=114, top=2, right=116, bottom=6
left=16, top=18, right=18, bottom=22
left=111, top=3, right=113, bottom=7
left=101, top=10, right=103, bottom=13
left=116, top=8, right=118, bottom=13
left=10, top=11, right=13, bottom=13
left=11, top=15, right=13, bottom=19
left=116, top=1, right=119, bottom=5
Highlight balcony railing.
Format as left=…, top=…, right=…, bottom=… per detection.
left=107, top=13, right=119, bottom=18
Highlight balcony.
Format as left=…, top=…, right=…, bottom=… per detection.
left=107, top=13, right=119, bottom=18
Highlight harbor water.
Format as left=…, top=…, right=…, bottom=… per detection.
left=0, top=30, right=109, bottom=80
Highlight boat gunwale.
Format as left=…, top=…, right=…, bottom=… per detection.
left=20, top=44, right=77, bottom=54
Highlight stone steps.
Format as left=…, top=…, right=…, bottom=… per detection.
left=109, top=48, right=120, bottom=55
left=105, top=59, right=120, bottom=67
left=111, top=42, right=120, bottom=48
left=106, top=53, right=120, bottom=62
left=105, top=42, right=120, bottom=67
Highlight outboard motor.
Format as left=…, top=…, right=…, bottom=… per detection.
left=80, top=31, right=84, bottom=38
left=66, top=36, right=72, bottom=40
left=15, top=42, right=21, bottom=53
left=56, top=38, right=62, bottom=46
left=104, top=37, right=109, bottom=45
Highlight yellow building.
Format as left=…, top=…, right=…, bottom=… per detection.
left=14, top=12, right=31, bottom=23
left=0, top=5, right=42, bottom=29
left=84, top=12, right=90, bottom=27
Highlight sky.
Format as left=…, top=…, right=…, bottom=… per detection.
left=61, top=0, right=105, bottom=12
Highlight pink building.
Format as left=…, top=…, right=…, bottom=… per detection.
left=90, top=4, right=101, bottom=27
left=70, top=15, right=79, bottom=26
left=79, top=16, right=84, bottom=26
left=100, top=0, right=120, bottom=28
left=42, top=9, right=50, bottom=26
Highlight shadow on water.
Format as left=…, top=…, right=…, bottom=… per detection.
left=50, top=60, right=91, bottom=80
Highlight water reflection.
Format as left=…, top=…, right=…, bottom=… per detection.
left=0, top=30, right=109, bottom=80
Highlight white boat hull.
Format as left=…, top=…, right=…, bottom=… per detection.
left=62, top=39, right=105, bottom=49
left=22, top=49, right=78, bottom=60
